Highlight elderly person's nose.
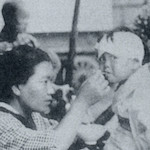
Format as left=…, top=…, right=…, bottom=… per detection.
left=104, top=57, right=111, bottom=69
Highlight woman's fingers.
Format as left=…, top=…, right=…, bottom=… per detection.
left=77, top=70, right=111, bottom=106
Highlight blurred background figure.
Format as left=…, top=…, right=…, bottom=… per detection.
left=0, top=0, right=38, bottom=53
left=46, top=50, right=74, bottom=121
left=72, top=56, right=99, bottom=91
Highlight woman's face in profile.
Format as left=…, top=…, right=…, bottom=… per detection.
left=17, top=61, right=56, bottom=114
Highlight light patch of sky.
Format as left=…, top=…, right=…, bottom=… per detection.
left=24, top=0, right=75, bottom=33
left=0, top=0, right=113, bottom=33
left=79, top=0, right=113, bottom=31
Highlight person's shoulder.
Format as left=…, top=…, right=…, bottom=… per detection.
left=126, top=64, right=150, bottom=87
left=32, top=112, right=51, bottom=125
left=32, top=112, right=45, bottom=121
left=32, top=112, right=58, bottom=129
left=0, top=111, right=24, bottom=129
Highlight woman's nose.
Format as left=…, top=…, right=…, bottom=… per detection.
left=47, top=82, right=55, bottom=95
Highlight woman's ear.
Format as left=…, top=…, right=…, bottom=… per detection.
left=131, top=58, right=141, bottom=71
left=11, top=85, right=21, bottom=96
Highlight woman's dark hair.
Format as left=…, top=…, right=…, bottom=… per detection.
left=0, top=45, right=51, bottom=102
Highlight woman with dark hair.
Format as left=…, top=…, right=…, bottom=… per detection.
left=0, top=44, right=110, bottom=150
left=0, top=0, right=38, bottom=53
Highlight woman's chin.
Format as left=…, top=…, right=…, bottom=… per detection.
left=44, top=108, right=51, bottom=114
left=39, top=107, right=51, bottom=115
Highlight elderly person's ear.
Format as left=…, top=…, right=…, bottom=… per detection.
left=128, top=58, right=141, bottom=73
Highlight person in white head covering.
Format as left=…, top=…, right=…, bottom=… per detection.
left=78, top=27, right=150, bottom=150
left=95, top=28, right=150, bottom=150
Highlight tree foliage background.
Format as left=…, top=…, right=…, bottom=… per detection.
left=134, top=4, right=150, bottom=63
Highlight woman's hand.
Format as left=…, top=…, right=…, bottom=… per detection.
left=77, top=123, right=107, bottom=145
left=77, top=70, right=110, bottom=107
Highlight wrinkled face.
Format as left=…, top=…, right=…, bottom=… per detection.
left=18, top=61, right=56, bottom=114
left=98, top=53, right=134, bottom=84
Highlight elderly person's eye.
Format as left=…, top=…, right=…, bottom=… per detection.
left=98, top=57, right=105, bottom=64
left=110, top=55, right=117, bottom=61
left=99, top=57, right=105, bottom=64
left=44, top=80, right=48, bottom=84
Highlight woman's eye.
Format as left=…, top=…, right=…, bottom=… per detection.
left=50, top=78, right=55, bottom=82
left=43, top=78, right=54, bottom=84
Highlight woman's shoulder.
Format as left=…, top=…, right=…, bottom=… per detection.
left=32, top=112, right=58, bottom=130
left=0, top=110, right=24, bottom=131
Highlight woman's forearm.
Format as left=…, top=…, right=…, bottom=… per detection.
left=55, top=99, right=88, bottom=150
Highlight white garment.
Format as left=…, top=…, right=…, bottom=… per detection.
left=104, top=63, right=150, bottom=150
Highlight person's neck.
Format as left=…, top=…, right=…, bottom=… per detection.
left=9, top=98, right=32, bottom=118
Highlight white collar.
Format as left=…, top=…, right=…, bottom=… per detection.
left=0, top=102, right=20, bottom=114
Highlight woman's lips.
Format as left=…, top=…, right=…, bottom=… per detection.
left=45, top=100, right=51, bottom=105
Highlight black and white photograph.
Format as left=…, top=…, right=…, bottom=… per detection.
left=0, top=0, right=150, bottom=149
